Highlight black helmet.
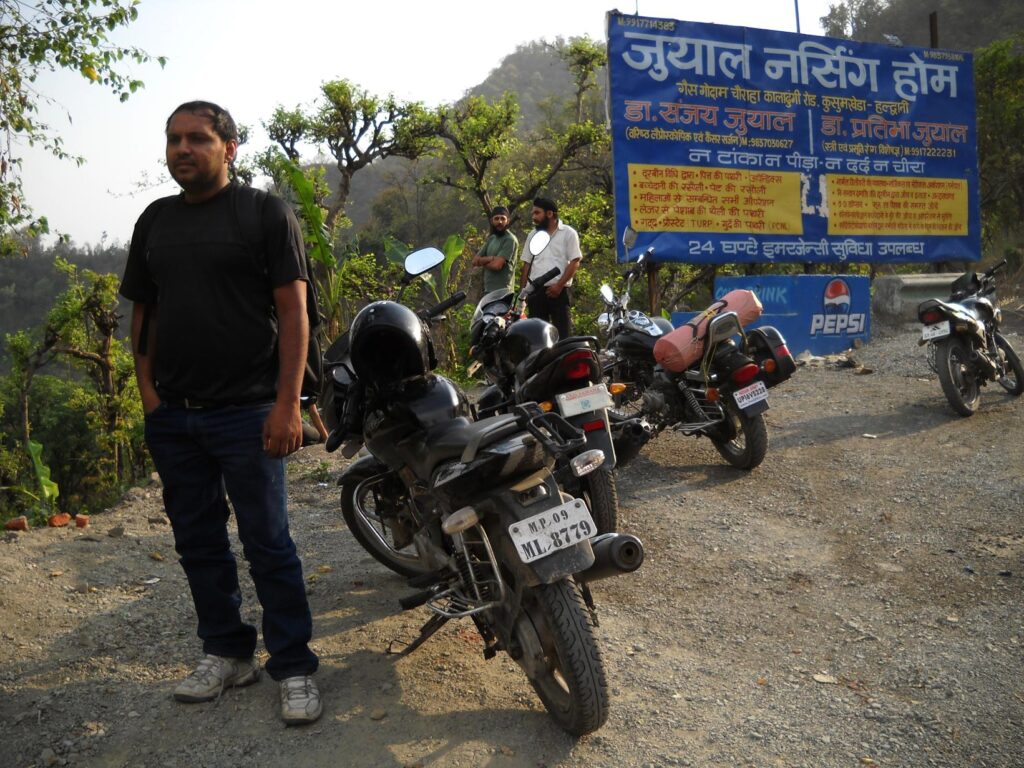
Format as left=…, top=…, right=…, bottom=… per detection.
left=500, top=317, right=557, bottom=366
left=349, top=301, right=430, bottom=384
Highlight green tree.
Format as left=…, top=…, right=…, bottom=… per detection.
left=263, top=80, right=438, bottom=232
left=975, top=34, right=1024, bottom=241
left=0, top=0, right=163, bottom=252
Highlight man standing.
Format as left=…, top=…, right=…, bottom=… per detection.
left=119, top=101, right=322, bottom=725
left=471, top=205, right=518, bottom=294
left=519, top=196, right=582, bottom=339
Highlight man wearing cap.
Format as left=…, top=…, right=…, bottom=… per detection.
left=472, top=206, right=518, bottom=294
left=520, top=196, right=582, bottom=340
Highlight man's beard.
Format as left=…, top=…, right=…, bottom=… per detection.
left=490, top=223, right=508, bottom=236
left=534, top=219, right=548, bottom=231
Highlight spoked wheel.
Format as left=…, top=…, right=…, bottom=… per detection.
left=936, top=337, right=981, bottom=416
left=580, top=469, right=618, bottom=534
left=340, top=465, right=431, bottom=578
left=709, top=401, right=768, bottom=470
left=995, top=333, right=1024, bottom=396
left=513, top=578, right=608, bottom=736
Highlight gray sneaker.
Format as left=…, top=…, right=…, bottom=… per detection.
left=173, top=654, right=260, bottom=702
left=280, top=675, right=323, bottom=725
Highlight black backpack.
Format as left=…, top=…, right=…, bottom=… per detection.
left=135, top=184, right=324, bottom=403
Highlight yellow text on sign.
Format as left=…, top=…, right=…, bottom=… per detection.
left=627, top=163, right=803, bottom=235
left=827, top=175, right=968, bottom=236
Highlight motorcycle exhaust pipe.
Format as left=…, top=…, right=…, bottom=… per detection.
left=610, top=418, right=653, bottom=468
left=577, top=532, right=645, bottom=583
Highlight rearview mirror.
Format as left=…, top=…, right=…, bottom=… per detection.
left=405, top=247, right=445, bottom=276
left=528, top=230, right=550, bottom=257
left=600, top=284, right=614, bottom=303
left=622, top=227, right=638, bottom=249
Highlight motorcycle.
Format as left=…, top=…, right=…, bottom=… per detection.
left=467, top=230, right=620, bottom=534
left=598, top=228, right=796, bottom=470
left=321, top=246, right=644, bottom=735
left=917, top=259, right=1024, bottom=416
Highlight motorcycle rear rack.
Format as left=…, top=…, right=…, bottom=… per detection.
left=514, top=402, right=587, bottom=459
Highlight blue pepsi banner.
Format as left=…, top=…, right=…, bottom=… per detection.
left=607, top=12, right=981, bottom=265
left=671, top=275, right=871, bottom=355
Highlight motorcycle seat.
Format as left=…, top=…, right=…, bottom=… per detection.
left=418, top=413, right=522, bottom=476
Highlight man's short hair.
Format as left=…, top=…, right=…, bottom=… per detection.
left=166, top=101, right=238, bottom=143
left=533, top=197, right=558, bottom=215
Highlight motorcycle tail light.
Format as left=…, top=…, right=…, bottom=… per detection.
left=777, top=344, right=791, bottom=358
left=562, top=350, right=595, bottom=381
left=762, top=359, right=777, bottom=374
left=706, top=387, right=720, bottom=402
left=581, top=419, right=606, bottom=433
left=731, top=363, right=761, bottom=385
left=920, top=308, right=944, bottom=324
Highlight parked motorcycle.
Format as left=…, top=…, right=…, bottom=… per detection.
left=467, top=230, right=619, bottom=534
left=321, top=246, right=644, bottom=735
left=599, top=228, right=795, bottom=470
left=917, top=259, right=1023, bottom=416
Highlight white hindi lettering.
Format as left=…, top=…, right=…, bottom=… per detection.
left=621, top=32, right=752, bottom=82
left=763, top=42, right=881, bottom=93
left=892, top=53, right=959, bottom=102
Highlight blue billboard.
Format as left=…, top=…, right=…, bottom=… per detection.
left=607, top=12, right=980, bottom=265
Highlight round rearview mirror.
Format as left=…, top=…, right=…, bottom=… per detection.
left=405, top=247, right=445, bottom=276
left=622, top=227, right=638, bottom=249
left=600, top=284, right=614, bottom=303
left=528, top=230, right=551, bottom=257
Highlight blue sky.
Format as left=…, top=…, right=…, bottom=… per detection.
left=19, top=0, right=834, bottom=246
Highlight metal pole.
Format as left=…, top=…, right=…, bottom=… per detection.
left=794, top=0, right=801, bottom=33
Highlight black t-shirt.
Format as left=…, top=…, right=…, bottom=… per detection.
left=119, top=185, right=308, bottom=405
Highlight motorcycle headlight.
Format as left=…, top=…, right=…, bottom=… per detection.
left=597, top=312, right=610, bottom=331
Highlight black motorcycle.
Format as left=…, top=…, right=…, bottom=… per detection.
left=599, top=228, right=795, bottom=470
left=917, top=259, right=1023, bottom=416
left=467, top=231, right=619, bottom=534
left=321, top=247, right=644, bottom=735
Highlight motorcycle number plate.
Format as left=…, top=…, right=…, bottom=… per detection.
left=922, top=321, right=950, bottom=341
left=734, top=380, right=768, bottom=411
left=556, top=384, right=613, bottom=418
left=508, top=498, right=596, bottom=564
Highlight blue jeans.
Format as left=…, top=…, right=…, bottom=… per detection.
left=144, top=402, right=318, bottom=681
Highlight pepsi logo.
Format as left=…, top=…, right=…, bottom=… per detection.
left=823, top=278, right=852, bottom=314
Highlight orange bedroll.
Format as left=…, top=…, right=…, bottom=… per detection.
left=653, top=289, right=763, bottom=373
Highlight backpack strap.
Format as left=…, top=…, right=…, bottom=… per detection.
left=134, top=196, right=175, bottom=356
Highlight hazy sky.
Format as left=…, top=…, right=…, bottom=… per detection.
left=19, top=0, right=835, bottom=246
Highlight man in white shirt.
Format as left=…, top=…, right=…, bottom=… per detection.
left=519, top=197, right=582, bottom=339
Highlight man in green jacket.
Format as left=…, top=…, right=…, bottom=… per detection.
left=472, top=205, right=519, bottom=294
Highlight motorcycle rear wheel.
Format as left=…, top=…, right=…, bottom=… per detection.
left=709, top=402, right=768, bottom=470
left=995, top=333, right=1024, bottom=396
left=515, top=578, right=609, bottom=736
left=580, top=469, right=618, bottom=534
left=340, top=466, right=432, bottom=578
left=936, top=337, right=980, bottom=416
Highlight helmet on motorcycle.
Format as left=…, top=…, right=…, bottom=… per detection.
left=349, top=301, right=431, bottom=384
left=500, top=317, right=557, bottom=366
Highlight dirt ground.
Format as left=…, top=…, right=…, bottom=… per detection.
left=2, top=319, right=1023, bottom=768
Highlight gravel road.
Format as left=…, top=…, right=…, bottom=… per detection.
left=2, top=321, right=1022, bottom=768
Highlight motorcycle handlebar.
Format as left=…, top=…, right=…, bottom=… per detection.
left=984, top=259, right=1008, bottom=278
left=427, top=291, right=467, bottom=318
left=530, top=267, right=561, bottom=289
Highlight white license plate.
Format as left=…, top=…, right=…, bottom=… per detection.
left=508, top=498, right=597, bottom=564
left=556, top=383, right=613, bottom=417
left=922, top=320, right=950, bottom=341
left=734, top=380, right=768, bottom=410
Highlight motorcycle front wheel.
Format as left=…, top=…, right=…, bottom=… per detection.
left=709, top=401, right=768, bottom=470
left=340, top=466, right=432, bottom=578
left=514, top=578, right=608, bottom=736
left=995, top=333, right=1024, bottom=396
left=936, top=337, right=981, bottom=416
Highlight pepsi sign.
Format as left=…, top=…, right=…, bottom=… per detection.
left=811, top=279, right=867, bottom=336
left=672, top=275, right=871, bottom=355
